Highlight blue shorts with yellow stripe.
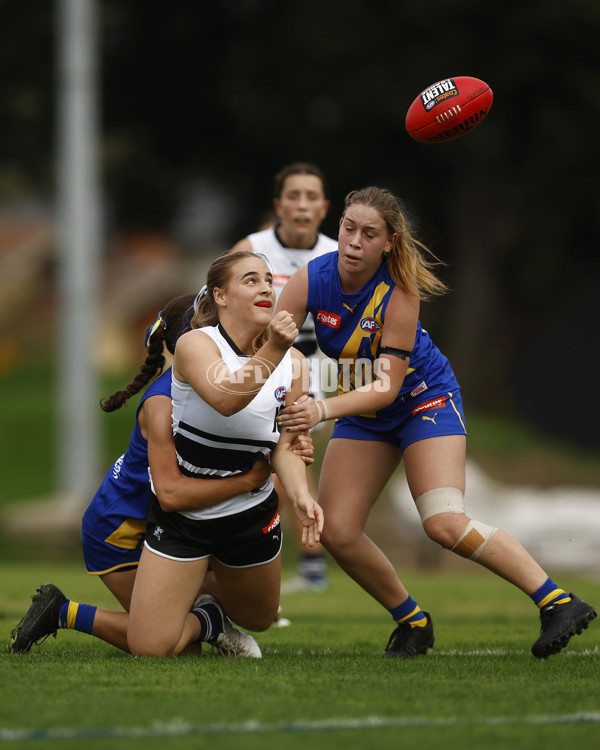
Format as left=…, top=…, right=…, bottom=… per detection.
left=81, top=504, right=146, bottom=575
left=331, top=389, right=467, bottom=452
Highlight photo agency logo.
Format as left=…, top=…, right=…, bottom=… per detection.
left=206, top=356, right=276, bottom=394
left=207, top=357, right=391, bottom=395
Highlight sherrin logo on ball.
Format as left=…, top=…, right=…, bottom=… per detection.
left=406, top=75, right=493, bottom=143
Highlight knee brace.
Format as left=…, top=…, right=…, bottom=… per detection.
left=414, top=487, right=465, bottom=522
left=451, top=519, right=498, bottom=561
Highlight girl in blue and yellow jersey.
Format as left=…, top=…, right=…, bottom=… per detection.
left=276, top=186, right=596, bottom=659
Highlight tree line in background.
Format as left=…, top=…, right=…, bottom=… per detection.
left=1, top=0, right=599, bottom=448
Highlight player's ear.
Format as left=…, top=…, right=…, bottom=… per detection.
left=213, top=286, right=226, bottom=307
left=384, top=233, right=398, bottom=255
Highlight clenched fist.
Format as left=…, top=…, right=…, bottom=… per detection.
left=267, top=311, right=298, bottom=351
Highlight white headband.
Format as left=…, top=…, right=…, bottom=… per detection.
left=193, top=284, right=208, bottom=314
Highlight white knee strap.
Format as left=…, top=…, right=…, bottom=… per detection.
left=414, top=487, right=465, bottom=522
left=451, top=519, right=498, bottom=561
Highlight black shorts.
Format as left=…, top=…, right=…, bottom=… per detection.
left=144, top=491, right=282, bottom=568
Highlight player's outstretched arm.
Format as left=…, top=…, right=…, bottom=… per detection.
left=271, top=351, right=323, bottom=546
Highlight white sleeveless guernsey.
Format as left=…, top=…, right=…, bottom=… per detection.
left=246, top=226, right=337, bottom=345
left=168, top=324, right=293, bottom=521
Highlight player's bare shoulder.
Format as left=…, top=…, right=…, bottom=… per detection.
left=276, top=264, right=309, bottom=318
left=173, top=329, right=221, bottom=381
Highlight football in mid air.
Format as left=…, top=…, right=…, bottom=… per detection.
left=405, top=76, right=493, bottom=143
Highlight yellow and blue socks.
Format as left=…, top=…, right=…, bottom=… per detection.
left=531, top=578, right=571, bottom=609
left=58, top=601, right=97, bottom=634
left=389, top=596, right=428, bottom=628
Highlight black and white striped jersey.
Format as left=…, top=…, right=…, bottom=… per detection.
left=169, top=324, right=293, bottom=520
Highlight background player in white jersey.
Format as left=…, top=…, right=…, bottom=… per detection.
left=230, top=163, right=336, bottom=593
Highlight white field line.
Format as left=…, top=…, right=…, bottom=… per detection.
left=280, top=647, right=600, bottom=657
left=433, top=647, right=600, bottom=656
left=2, top=713, right=600, bottom=741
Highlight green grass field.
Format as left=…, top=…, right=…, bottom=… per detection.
left=2, top=359, right=600, bottom=749
left=1, top=562, right=599, bottom=750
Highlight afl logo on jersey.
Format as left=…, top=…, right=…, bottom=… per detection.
left=360, top=317, right=380, bottom=333
left=274, top=386, right=287, bottom=402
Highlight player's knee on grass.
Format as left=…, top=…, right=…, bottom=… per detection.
left=246, top=611, right=277, bottom=632
left=128, top=641, right=176, bottom=658
left=127, top=626, right=182, bottom=658
left=227, top=604, right=277, bottom=633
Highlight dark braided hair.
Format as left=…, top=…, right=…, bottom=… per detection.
left=100, top=293, right=196, bottom=412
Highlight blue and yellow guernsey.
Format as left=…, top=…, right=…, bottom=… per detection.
left=81, top=367, right=173, bottom=573
left=306, top=252, right=459, bottom=420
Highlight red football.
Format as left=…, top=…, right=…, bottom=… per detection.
left=405, top=76, right=493, bottom=143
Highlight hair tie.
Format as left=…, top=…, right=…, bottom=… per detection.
left=193, top=285, right=208, bottom=314
left=144, top=310, right=165, bottom=349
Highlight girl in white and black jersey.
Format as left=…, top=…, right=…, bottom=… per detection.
left=9, top=269, right=319, bottom=658
left=127, top=251, right=323, bottom=658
